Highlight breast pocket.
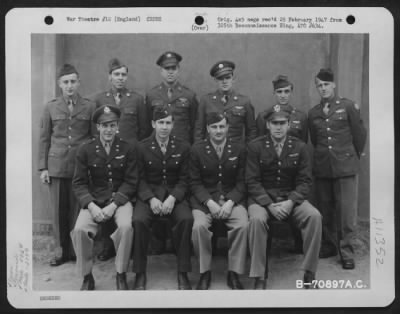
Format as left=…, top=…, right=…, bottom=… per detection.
left=332, top=110, right=348, bottom=122
left=290, top=120, right=302, bottom=130
left=287, top=155, right=300, bottom=168
left=174, top=99, right=190, bottom=115
left=123, top=107, right=137, bottom=116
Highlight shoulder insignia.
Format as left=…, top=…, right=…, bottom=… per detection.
left=354, top=103, right=360, bottom=110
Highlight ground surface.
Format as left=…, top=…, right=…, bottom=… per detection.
left=33, top=223, right=370, bottom=291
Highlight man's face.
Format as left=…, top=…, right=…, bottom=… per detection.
left=58, top=73, right=80, bottom=98
left=267, top=118, right=289, bottom=141
left=160, top=65, right=180, bottom=84
left=207, top=118, right=229, bottom=144
left=274, top=86, right=292, bottom=105
left=215, top=74, right=234, bottom=92
left=315, top=78, right=336, bottom=100
left=152, top=115, right=174, bottom=141
left=109, top=67, right=128, bottom=90
left=97, top=121, right=119, bottom=143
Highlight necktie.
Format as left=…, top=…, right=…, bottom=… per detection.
left=160, top=143, right=167, bottom=154
left=114, top=93, right=121, bottom=105
left=67, top=99, right=74, bottom=113
left=216, top=145, right=223, bottom=159
left=275, top=143, right=282, bottom=157
left=323, top=102, right=330, bottom=115
left=221, top=94, right=228, bottom=104
left=167, top=88, right=173, bottom=100
left=104, top=142, right=111, bottom=155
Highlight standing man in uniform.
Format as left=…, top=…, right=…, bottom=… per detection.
left=39, top=64, right=96, bottom=266
left=194, top=61, right=257, bottom=144
left=190, top=112, right=248, bottom=290
left=71, top=105, right=137, bottom=290
left=308, top=68, right=366, bottom=269
left=246, top=106, right=322, bottom=289
left=132, top=106, right=193, bottom=290
left=94, top=58, right=148, bottom=261
left=146, top=51, right=198, bottom=143
left=256, top=75, right=308, bottom=142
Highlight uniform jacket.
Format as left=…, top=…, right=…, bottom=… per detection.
left=146, top=82, right=199, bottom=143
left=246, top=135, right=312, bottom=207
left=256, top=104, right=308, bottom=142
left=38, top=94, right=96, bottom=178
left=137, top=135, right=190, bottom=203
left=189, top=138, right=247, bottom=212
left=194, top=89, right=257, bottom=144
left=72, top=136, right=138, bottom=208
left=94, top=88, right=148, bottom=142
left=308, top=96, right=367, bottom=178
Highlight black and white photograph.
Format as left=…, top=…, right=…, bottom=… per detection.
left=6, top=7, right=394, bottom=308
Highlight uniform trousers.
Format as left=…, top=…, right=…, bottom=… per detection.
left=248, top=201, right=322, bottom=278
left=70, top=202, right=134, bottom=276
left=132, top=199, right=193, bottom=273
left=192, top=205, right=248, bottom=274
left=316, top=176, right=358, bottom=260
left=48, top=177, right=79, bottom=258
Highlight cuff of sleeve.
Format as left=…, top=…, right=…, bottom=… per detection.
left=171, top=190, right=184, bottom=202
left=138, top=190, right=155, bottom=202
left=114, top=192, right=129, bottom=206
left=225, top=192, right=242, bottom=205
left=80, top=194, right=95, bottom=209
left=256, top=194, right=273, bottom=207
left=288, top=191, right=304, bottom=205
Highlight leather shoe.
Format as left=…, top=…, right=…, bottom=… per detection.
left=177, top=272, right=192, bottom=290
left=303, top=271, right=317, bottom=289
left=134, top=272, right=147, bottom=290
left=49, top=256, right=68, bottom=267
left=227, top=271, right=244, bottom=290
left=254, top=277, right=267, bottom=290
left=80, top=273, right=95, bottom=290
left=342, top=259, right=355, bottom=269
left=97, top=248, right=116, bottom=261
left=319, top=245, right=338, bottom=258
left=196, top=271, right=211, bottom=290
left=116, top=272, right=129, bottom=290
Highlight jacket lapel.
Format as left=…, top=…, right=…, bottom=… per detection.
left=94, top=138, right=108, bottom=161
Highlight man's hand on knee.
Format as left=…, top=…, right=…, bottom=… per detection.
left=102, top=202, right=118, bottom=220
left=88, top=202, right=105, bottom=222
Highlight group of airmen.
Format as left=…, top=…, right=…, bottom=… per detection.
left=38, top=51, right=367, bottom=290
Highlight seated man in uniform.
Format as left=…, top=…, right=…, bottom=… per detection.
left=71, top=105, right=138, bottom=290
left=132, top=106, right=193, bottom=290
left=190, top=112, right=248, bottom=290
left=246, top=106, right=322, bottom=289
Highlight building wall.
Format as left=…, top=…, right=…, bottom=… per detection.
left=31, top=33, right=369, bottom=225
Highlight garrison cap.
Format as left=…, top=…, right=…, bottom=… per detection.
left=93, top=105, right=121, bottom=124
left=156, top=51, right=182, bottom=68
left=210, top=60, right=235, bottom=79
left=57, top=64, right=79, bottom=79
left=316, top=68, right=334, bottom=82
left=273, top=75, right=293, bottom=90
left=265, top=105, right=290, bottom=121
left=153, top=105, right=172, bottom=121
left=206, top=112, right=228, bottom=126
left=108, top=58, right=128, bottom=73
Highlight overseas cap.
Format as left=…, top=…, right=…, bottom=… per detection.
left=316, top=68, right=334, bottom=82
left=108, top=58, right=128, bottom=74
left=153, top=104, right=172, bottom=121
left=206, top=112, right=228, bottom=126
left=156, top=51, right=182, bottom=68
left=265, top=105, right=290, bottom=121
left=273, top=75, right=293, bottom=90
left=57, top=64, right=79, bottom=79
left=210, top=60, right=235, bottom=79
left=93, top=105, right=121, bottom=124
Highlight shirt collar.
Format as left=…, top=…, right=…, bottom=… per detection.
left=63, top=94, right=78, bottom=105
left=210, top=138, right=227, bottom=151
left=271, top=136, right=286, bottom=147
left=99, top=136, right=114, bottom=148
left=156, top=137, right=169, bottom=148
